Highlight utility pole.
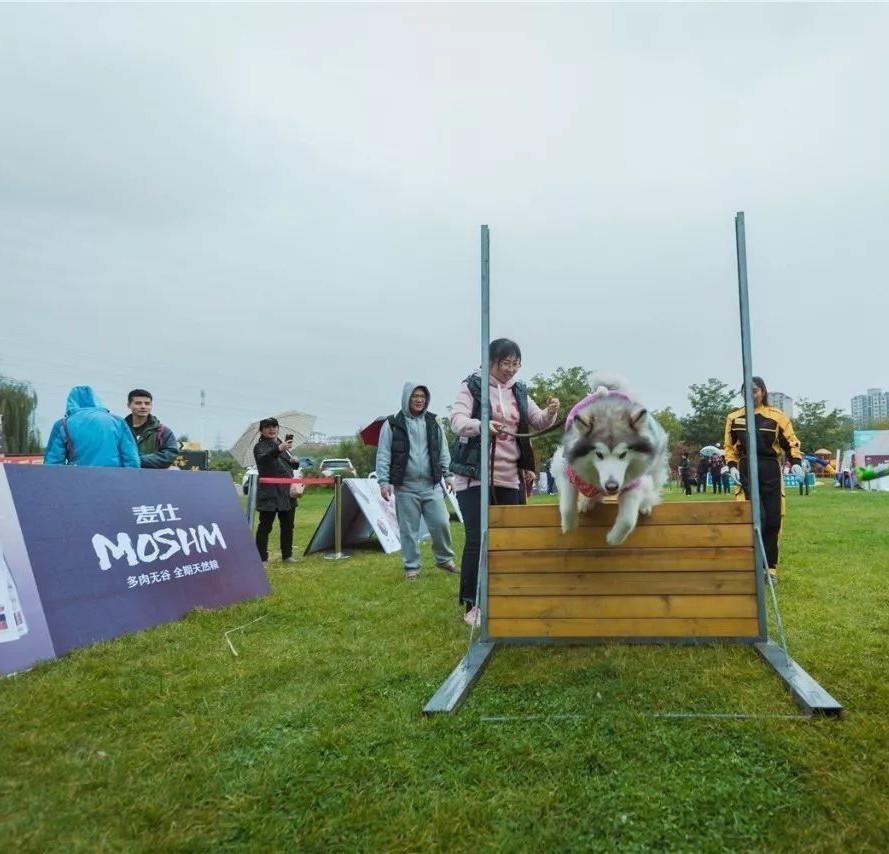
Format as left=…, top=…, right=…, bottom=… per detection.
left=200, top=389, right=206, bottom=450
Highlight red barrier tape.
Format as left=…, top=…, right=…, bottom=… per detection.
left=258, top=477, right=335, bottom=485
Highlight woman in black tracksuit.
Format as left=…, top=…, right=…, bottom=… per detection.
left=723, top=376, right=804, bottom=580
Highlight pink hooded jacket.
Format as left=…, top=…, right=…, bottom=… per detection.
left=449, top=370, right=557, bottom=490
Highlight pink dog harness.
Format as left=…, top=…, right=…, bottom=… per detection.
left=565, top=464, right=642, bottom=499
left=563, top=386, right=643, bottom=498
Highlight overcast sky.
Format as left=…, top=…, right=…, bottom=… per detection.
left=1, top=3, right=887, bottom=450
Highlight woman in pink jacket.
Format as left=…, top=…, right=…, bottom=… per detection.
left=449, top=339, right=559, bottom=627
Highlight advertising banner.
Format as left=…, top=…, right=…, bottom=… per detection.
left=0, top=465, right=269, bottom=676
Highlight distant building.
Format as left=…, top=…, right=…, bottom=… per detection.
left=770, top=391, right=793, bottom=418
left=851, top=387, right=889, bottom=428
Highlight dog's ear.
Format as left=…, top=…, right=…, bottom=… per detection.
left=574, top=413, right=594, bottom=435
left=628, top=407, right=647, bottom=430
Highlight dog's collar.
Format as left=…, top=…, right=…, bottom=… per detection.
left=565, top=464, right=642, bottom=499
left=565, top=387, right=634, bottom=430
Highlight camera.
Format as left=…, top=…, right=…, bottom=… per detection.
left=285, top=433, right=294, bottom=441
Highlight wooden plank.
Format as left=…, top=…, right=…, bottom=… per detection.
left=487, top=617, right=760, bottom=639
left=489, top=501, right=751, bottom=528
left=489, top=524, right=753, bottom=551
left=422, top=642, right=496, bottom=716
left=489, top=547, right=755, bottom=573
left=487, top=594, right=758, bottom=620
left=489, top=571, right=756, bottom=596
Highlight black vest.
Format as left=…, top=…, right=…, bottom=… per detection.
left=388, top=411, right=443, bottom=487
left=450, top=374, right=536, bottom=481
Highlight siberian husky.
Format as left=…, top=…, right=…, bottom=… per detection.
left=550, top=375, right=669, bottom=545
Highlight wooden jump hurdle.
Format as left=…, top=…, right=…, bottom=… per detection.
left=424, top=499, right=842, bottom=716
left=486, top=501, right=759, bottom=643
left=423, top=219, right=841, bottom=718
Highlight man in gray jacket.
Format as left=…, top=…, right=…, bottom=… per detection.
left=375, top=383, right=457, bottom=580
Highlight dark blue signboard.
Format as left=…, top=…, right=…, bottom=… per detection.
left=0, top=465, right=269, bottom=675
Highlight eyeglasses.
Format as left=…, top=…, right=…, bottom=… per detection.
left=410, top=394, right=427, bottom=400
left=498, top=359, right=521, bottom=370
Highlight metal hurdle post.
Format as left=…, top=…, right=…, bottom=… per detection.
left=324, top=473, right=350, bottom=561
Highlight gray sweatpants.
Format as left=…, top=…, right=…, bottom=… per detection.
left=394, top=484, right=454, bottom=571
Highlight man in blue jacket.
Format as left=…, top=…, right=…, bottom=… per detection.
left=376, top=383, right=458, bottom=580
left=44, top=386, right=141, bottom=467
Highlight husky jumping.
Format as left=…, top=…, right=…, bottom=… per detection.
left=550, top=375, right=669, bottom=545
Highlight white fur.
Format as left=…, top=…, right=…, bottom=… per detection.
left=551, top=376, right=669, bottom=545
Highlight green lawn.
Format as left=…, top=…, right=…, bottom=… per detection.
left=3, top=483, right=888, bottom=852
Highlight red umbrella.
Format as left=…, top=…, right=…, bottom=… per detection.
left=360, top=416, right=388, bottom=447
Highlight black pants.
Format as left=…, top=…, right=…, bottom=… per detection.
left=740, top=459, right=782, bottom=569
left=681, top=476, right=692, bottom=495
left=456, top=485, right=522, bottom=607
left=256, top=508, right=295, bottom=561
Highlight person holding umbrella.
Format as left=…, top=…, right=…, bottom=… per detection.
left=722, top=376, right=805, bottom=582
left=253, top=417, right=299, bottom=565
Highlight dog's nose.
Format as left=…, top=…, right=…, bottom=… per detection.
left=604, top=479, right=620, bottom=494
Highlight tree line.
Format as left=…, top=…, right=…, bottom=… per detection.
left=0, top=376, right=42, bottom=454
left=0, top=370, right=865, bottom=473
left=524, top=367, right=855, bottom=468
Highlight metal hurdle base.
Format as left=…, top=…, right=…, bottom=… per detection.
left=422, top=642, right=496, bottom=716
left=755, top=640, right=843, bottom=717
left=424, top=641, right=843, bottom=718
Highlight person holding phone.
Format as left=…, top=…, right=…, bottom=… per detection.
left=252, top=417, right=299, bottom=565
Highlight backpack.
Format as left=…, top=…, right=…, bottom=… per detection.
left=61, top=417, right=75, bottom=463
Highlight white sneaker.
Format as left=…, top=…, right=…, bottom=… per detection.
left=463, top=606, right=481, bottom=628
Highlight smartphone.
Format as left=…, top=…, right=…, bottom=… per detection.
left=285, top=433, right=294, bottom=441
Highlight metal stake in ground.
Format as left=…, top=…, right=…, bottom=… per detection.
left=324, top=473, right=350, bottom=561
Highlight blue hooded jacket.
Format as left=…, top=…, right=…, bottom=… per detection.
left=44, top=386, right=141, bottom=468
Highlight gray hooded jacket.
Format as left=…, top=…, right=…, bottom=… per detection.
left=375, top=382, right=452, bottom=490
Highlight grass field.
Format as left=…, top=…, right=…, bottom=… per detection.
left=3, top=483, right=888, bottom=852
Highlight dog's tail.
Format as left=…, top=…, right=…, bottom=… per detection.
left=588, top=372, right=634, bottom=398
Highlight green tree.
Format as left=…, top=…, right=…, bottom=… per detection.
left=333, top=434, right=377, bottom=477
left=0, top=376, right=41, bottom=454
left=794, top=399, right=854, bottom=453
left=209, top=450, right=244, bottom=482
left=680, top=378, right=736, bottom=450
left=526, top=366, right=594, bottom=463
left=864, top=416, right=889, bottom=430
left=651, top=406, right=686, bottom=469
left=651, top=406, right=683, bottom=449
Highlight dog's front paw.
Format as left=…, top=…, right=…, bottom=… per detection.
left=577, top=496, right=593, bottom=514
left=561, top=516, right=577, bottom=534
left=606, top=524, right=632, bottom=546
left=639, top=504, right=653, bottom=517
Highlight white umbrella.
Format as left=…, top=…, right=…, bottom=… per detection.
left=230, top=410, right=317, bottom=467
